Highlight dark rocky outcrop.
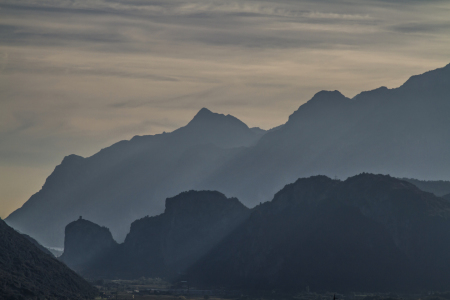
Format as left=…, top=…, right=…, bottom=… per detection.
left=188, top=174, right=450, bottom=292
left=60, top=217, right=117, bottom=272
left=0, top=219, right=97, bottom=300
left=61, top=191, right=250, bottom=279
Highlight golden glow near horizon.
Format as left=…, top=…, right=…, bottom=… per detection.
left=1, top=0, right=450, bottom=218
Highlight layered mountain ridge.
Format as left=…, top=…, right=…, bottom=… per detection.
left=6, top=108, right=261, bottom=247
left=61, top=174, right=450, bottom=292
left=6, top=63, right=450, bottom=248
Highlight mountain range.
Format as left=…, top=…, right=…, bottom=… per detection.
left=5, top=63, right=450, bottom=248
left=60, top=174, right=450, bottom=292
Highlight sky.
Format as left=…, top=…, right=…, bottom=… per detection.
left=1, top=0, right=450, bottom=218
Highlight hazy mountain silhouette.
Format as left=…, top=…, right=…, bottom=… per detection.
left=6, top=109, right=261, bottom=247
left=0, top=219, right=97, bottom=300
left=60, top=191, right=250, bottom=279
left=188, top=174, right=450, bottom=292
left=6, top=63, right=450, bottom=248
left=200, top=63, right=450, bottom=207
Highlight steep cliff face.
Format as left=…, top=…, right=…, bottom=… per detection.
left=189, top=174, right=450, bottom=292
left=62, top=191, right=250, bottom=279
left=0, top=219, right=97, bottom=300
left=118, top=191, right=250, bottom=278
left=60, top=218, right=117, bottom=272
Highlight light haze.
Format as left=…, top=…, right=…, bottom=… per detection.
left=1, top=0, right=450, bottom=218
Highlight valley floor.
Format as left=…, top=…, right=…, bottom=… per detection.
left=91, top=280, right=449, bottom=300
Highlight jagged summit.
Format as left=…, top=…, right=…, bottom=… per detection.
left=186, top=107, right=249, bottom=129
left=192, top=107, right=214, bottom=119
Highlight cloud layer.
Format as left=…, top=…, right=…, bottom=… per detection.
left=1, top=0, right=450, bottom=217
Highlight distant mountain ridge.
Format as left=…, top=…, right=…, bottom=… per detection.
left=6, top=63, right=450, bottom=248
left=200, top=63, right=450, bottom=207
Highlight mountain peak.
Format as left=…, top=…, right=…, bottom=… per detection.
left=188, top=108, right=229, bottom=124
left=185, top=108, right=250, bottom=132
left=193, top=107, right=214, bottom=119
left=287, top=90, right=350, bottom=123
left=310, top=90, right=347, bottom=102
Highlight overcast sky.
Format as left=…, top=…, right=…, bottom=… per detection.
left=1, top=0, right=450, bottom=218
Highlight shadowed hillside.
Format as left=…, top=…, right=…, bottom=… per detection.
left=61, top=174, right=450, bottom=292
left=189, top=174, right=450, bottom=292
left=0, top=219, right=97, bottom=300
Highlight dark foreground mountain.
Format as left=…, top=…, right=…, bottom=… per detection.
left=60, top=191, right=250, bottom=279
left=0, top=219, right=97, bottom=300
left=6, top=109, right=262, bottom=247
left=188, top=174, right=450, bottom=292
left=61, top=174, right=450, bottom=292
left=21, top=233, right=54, bottom=257
left=6, top=63, right=450, bottom=248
